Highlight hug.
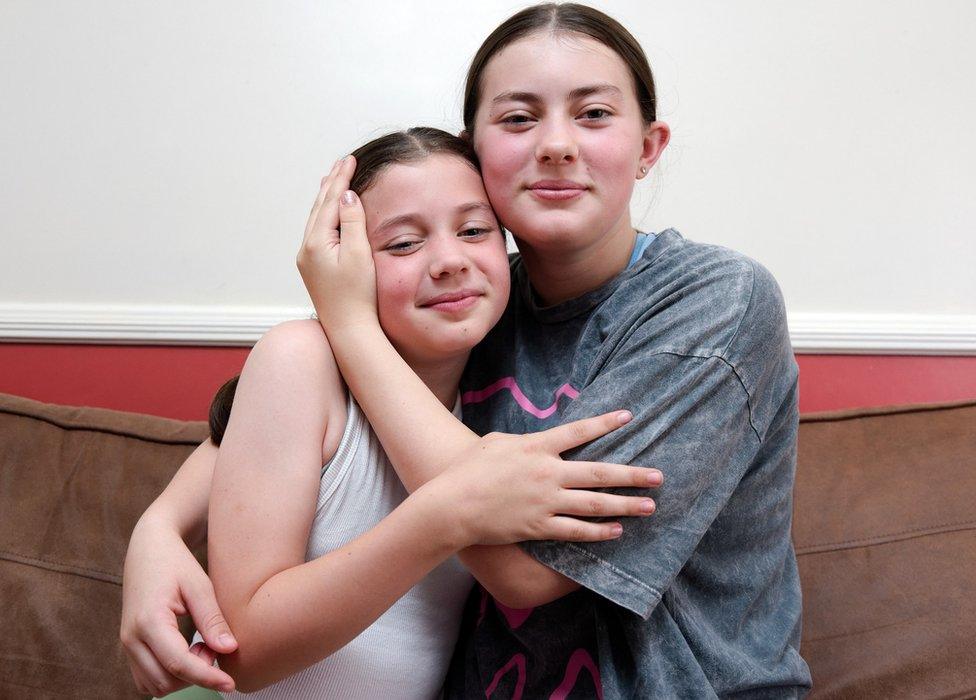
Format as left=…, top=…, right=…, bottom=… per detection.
left=121, top=4, right=810, bottom=698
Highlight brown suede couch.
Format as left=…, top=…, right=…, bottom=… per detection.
left=2, top=390, right=974, bottom=699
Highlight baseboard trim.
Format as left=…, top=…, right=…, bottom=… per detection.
left=1, top=303, right=974, bottom=354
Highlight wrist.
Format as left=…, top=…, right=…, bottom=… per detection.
left=408, top=478, right=471, bottom=554
left=136, top=503, right=197, bottom=548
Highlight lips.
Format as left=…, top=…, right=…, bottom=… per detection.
left=527, top=179, right=588, bottom=201
left=419, top=289, right=483, bottom=312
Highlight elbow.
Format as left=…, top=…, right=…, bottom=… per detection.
left=487, top=578, right=578, bottom=610
left=217, top=651, right=269, bottom=695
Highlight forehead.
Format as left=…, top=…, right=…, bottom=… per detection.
left=359, top=154, right=489, bottom=234
left=479, top=32, right=635, bottom=102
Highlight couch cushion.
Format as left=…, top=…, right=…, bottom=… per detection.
left=0, top=392, right=208, bottom=699
left=795, top=399, right=976, bottom=698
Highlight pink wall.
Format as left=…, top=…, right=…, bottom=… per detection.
left=2, top=344, right=975, bottom=421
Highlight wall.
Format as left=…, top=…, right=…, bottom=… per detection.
left=2, top=1, right=974, bottom=416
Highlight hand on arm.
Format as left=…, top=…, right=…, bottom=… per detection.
left=120, top=441, right=238, bottom=696
left=207, top=320, right=659, bottom=691
left=296, top=159, right=663, bottom=608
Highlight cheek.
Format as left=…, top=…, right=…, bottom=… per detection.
left=373, top=262, right=417, bottom=327
left=477, top=133, right=526, bottom=192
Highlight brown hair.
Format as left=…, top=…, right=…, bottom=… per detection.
left=462, top=3, right=657, bottom=135
left=208, top=127, right=479, bottom=446
left=349, top=126, right=479, bottom=194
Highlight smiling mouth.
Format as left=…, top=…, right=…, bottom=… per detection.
left=420, top=291, right=483, bottom=313
left=527, top=181, right=587, bottom=201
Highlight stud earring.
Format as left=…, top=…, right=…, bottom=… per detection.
left=639, top=166, right=648, bottom=176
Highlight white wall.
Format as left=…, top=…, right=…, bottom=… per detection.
left=2, top=1, right=974, bottom=349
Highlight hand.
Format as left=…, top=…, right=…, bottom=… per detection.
left=120, top=515, right=238, bottom=696
left=296, top=156, right=377, bottom=333
left=431, top=410, right=663, bottom=547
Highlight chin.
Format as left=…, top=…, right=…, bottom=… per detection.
left=510, top=213, right=596, bottom=250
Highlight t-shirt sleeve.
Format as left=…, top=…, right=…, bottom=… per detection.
left=520, top=262, right=795, bottom=619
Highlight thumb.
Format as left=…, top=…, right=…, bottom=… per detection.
left=182, top=575, right=237, bottom=653
left=338, top=190, right=371, bottom=258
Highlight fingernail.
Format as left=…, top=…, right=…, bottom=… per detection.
left=219, top=633, right=235, bottom=646
left=611, top=523, right=623, bottom=537
left=340, top=190, right=356, bottom=205
left=640, top=499, right=656, bottom=514
left=647, top=469, right=663, bottom=485
left=617, top=411, right=632, bottom=425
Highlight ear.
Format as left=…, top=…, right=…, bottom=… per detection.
left=636, top=121, right=670, bottom=179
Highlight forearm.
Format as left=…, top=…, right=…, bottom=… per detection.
left=326, top=322, right=478, bottom=490
left=216, top=483, right=462, bottom=693
left=139, top=441, right=217, bottom=547
left=326, top=324, right=583, bottom=607
left=459, top=545, right=579, bottom=609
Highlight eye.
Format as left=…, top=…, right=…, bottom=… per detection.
left=385, top=238, right=422, bottom=254
left=459, top=227, right=490, bottom=239
left=579, top=107, right=611, bottom=121
left=500, top=113, right=535, bottom=127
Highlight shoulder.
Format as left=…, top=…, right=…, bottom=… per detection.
left=621, top=232, right=788, bottom=357
left=250, top=318, right=336, bottom=367
left=619, top=233, right=796, bottom=435
left=239, top=320, right=347, bottom=447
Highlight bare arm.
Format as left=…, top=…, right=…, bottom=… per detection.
left=209, top=318, right=652, bottom=690
left=121, top=441, right=237, bottom=696
left=297, top=159, right=661, bottom=609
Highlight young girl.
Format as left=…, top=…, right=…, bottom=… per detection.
left=123, top=127, right=659, bottom=698
left=125, top=3, right=811, bottom=697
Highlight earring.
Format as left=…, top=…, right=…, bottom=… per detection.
left=638, top=166, right=648, bottom=177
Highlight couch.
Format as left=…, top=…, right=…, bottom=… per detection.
left=1, top=390, right=974, bottom=698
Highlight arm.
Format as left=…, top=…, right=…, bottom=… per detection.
left=209, top=319, right=650, bottom=691
left=121, top=441, right=238, bottom=696
left=296, top=159, right=658, bottom=609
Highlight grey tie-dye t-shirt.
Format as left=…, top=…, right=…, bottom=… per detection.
left=446, top=230, right=811, bottom=698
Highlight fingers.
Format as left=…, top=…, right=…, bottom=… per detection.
left=536, top=410, right=633, bottom=453
left=127, top=640, right=190, bottom=698
left=182, top=575, right=238, bottom=654
left=560, top=462, right=663, bottom=489
left=557, top=490, right=656, bottom=518
left=142, top=620, right=236, bottom=692
left=312, top=156, right=357, bottom=241
left=337, top=189, right=370, bottom=257
left=303, top=158, right=342, bottom=243
left=300, top=156, right=357, bottom=259
left=544, top=516, right=624, bottom=542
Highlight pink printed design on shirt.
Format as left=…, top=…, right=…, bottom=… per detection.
left=549, top=648, right=603, bottom=700
left=462, top=377, right=579, bottom=419
left=485, top=653, right=526, bottom=700
left=494, top=598, right=534, bottom=630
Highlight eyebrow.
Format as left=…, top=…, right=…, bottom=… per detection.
left=491, top=83, right=624, bottom=106
left=373, top=201, right=494, bottom=238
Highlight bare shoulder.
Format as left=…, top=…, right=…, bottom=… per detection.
left=243, top=319, right=348, bottom=462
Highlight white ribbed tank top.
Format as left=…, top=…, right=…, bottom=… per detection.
left=215, top=394, right=473, bottom=699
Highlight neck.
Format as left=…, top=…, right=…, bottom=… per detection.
left=516, top=213, right=637, bottom=306
left=406, top=352, right=469, bottom=410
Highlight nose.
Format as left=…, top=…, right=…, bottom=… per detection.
left=428, top=237, right=469, bottom=279
left=535, top=119, right=579, bottom=165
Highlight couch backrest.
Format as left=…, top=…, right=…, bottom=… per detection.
left=3, top=391, right=975, bottom=698
left=0, top=392, right=208, bottom=699
left=794, top=399, right=976, bottom=698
